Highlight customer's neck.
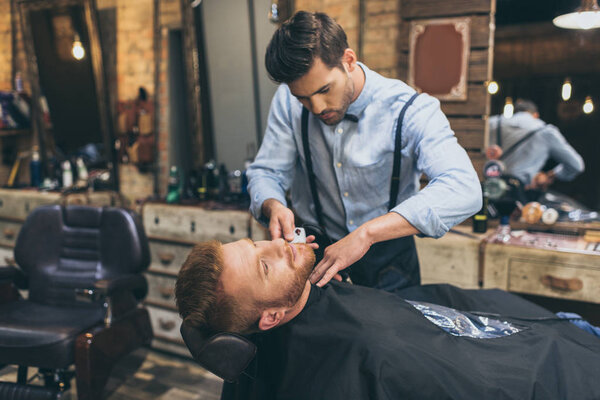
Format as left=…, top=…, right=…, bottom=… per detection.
left=280, top=281, right=312, bottom=325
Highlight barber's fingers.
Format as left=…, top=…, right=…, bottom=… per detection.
left=306, top=235, right=319, bottom=249
left=316, top=263, right=343, bottom=287
left=268, top=219, right=283, bottom=240
left=333, top=273, right=342, bottom=282
left=278, top=211, right=295, bottom=242
left=309, top=256, right=335, bottom=285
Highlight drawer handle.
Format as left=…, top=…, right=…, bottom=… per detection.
left=158, top=252, right=175, bottom=265
left=4, top=257, right=15, bottom=266
left=540, top=275, right=583, bottom=292
left=158, top=286, right=174, bottom=299
left=3, top=228, right=15, bottom=239
left=158, top=318, right=176, bottom=331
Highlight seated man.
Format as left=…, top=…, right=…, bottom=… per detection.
left=176, top=238, right=600, bottom=400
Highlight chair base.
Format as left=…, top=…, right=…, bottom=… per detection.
left=74, top=307, right=152, bottom=400
left=0, top=381, right=60, bottom=400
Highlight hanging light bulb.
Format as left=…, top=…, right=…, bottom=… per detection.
left=503, top=97, right=514, bottom=118
left=561, top=78, right=572, bottom=101
left=583, top=96, right=594, bottom=114
left=72, top=33, right=85, bottom=60
left=553, top=0, right=600, bottom=30
left=487, top=80, right=499, bottom=95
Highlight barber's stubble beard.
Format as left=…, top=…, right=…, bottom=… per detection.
left=318, top=74, right=355, bottom=126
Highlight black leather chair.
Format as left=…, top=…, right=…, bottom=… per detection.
left=0, top=205, right=153, bottom=400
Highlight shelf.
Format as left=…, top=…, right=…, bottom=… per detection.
left=0, top=129, right=30, bottom=138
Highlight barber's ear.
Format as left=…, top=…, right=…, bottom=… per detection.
left=258, top=308, right=286, bottom=331
left=342, top=48, right=357, bottom=72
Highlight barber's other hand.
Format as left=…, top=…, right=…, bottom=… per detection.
left=309, top=228, right=371, bottom=287
left=486, top=145, right=503, bottom=160
left=262, top=199, right=295, bottom=242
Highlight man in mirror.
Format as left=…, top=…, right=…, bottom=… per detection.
left=246, top=11, right=482, bottom=293
left=487, top=99, right=584, bottom=193
left=175, top=238, right=600, bottom=400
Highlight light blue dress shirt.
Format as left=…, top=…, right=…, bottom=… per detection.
left=247, top=63, right=482, bottom=240
left=488, top=112, right=584, bottom=185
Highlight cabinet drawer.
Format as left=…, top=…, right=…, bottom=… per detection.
left=0, top=190, right=60, bottom=221
left=0, top=221, right=21, bottom=248
left=143, top=204, right=249, bottom=243
left=147, top=305, right=183, bottom=343
left=508, top=259, right=600, bottom=303
left=146, top=273, right=177, bottom=309
left=149, top=241, right=192, bottom=275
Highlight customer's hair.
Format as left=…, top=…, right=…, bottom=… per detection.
left=265, top=11, right=349, bottom=83
left=175, top=241, right=259, bottom=334
left=514, top=99, right=538, bottom=114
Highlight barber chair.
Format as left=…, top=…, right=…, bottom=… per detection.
left=0, top=205, right=152, bottom=400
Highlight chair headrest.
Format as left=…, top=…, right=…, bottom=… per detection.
left=180, top=320, right=257, bottom=383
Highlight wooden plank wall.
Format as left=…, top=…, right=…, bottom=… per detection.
left=399, top=0, right=496, bottom=180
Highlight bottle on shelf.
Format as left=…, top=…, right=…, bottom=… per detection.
left=62, top=160, right=73, bottom=189
left=75, top=157, right=88, bottom=187
left=166, top=165, right=181, bottom=204
left=30, top=146, right=42, bottom=188
left=472, top=187, right=488, bottom=233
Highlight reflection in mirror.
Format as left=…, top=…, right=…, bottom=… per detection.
left=19, top=0, right=118, bottom=190
left=489, top=0, right=600, bottom=216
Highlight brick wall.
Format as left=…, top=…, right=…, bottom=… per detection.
left=293, top=0, right=403, bottom=79
left=0, top=0, right=11, bottom=90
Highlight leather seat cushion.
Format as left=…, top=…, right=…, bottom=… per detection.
left=0, top=300, right=104, bottom=368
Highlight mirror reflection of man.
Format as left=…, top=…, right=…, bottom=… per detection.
left=247, top=11, right=481, bottom=292
left=175, top=239, right=600, bottom=400
left=487, top=99, right=584, bottom=192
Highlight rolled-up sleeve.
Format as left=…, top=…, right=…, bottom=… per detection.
left=247, top=85, right=298, bottom=224
left=391, top=95, right=482, bottom=238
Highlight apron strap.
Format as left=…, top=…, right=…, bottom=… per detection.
left=389, top=92, right=420, bottom=211
left=499, top=125, right=546, bottom=161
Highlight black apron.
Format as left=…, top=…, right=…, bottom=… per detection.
left=300, top=93, right=420, bottom=292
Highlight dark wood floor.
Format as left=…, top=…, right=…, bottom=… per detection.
left=0, top=348, right=223, bottom=399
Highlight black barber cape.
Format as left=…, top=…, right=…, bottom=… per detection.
left=221, top=282, right=600, bottom=400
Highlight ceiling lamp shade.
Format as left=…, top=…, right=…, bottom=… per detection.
left=553, top=0, right=600, bottom=30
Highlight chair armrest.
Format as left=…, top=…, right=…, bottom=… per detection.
left=94, top=274, right=148, bottom=300
left=0, top=265, right=28, bottom=289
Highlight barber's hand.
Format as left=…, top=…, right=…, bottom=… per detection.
left=262, top=199, right=295, bottom=242
left=527, top=171, right=555, bottom=191
left=309, top=228, right=371, bottom=287
left=486, top=145, right=503, bottom=160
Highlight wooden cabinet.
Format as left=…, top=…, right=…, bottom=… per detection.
left=141, top=203, right=268, bottom=357
left=415, top=226, right=485, bottom=289
left=483, top=243, right=600, bottom=304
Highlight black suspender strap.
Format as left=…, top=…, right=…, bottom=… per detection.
left=499, top=125, right=546, bottom=161
left=389, top=92, right=419, bottom=211
left=496, top=116, right=503, bottom=148
left=301, top=107, right=326, bottom=229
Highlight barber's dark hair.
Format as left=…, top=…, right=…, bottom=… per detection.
left=514, top=99, right=538, bottom=114
left=265, top=11, right=349, bottom=83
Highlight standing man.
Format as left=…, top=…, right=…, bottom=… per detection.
left=247, top=11, right=481, bottom=292
left=487, top=99, right=584, bottom=192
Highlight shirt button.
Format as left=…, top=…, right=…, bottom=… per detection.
left=337, top=128, right=343, bottom=134
left=336, top=162, right=342, bottom=168
left=349, top=220, right=354, bottom=225
left=343, top=192, right=349, bottom=197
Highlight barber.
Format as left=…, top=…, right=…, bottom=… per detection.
left=247, top=11, right=481, bottom=292
left=487, top=99, right=584, bottom=197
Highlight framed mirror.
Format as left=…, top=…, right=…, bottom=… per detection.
left=18, top=0, right=118, bottom=190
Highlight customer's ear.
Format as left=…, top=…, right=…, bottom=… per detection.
left=258, top=308, right=286, bottom=331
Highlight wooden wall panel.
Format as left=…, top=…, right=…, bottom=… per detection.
left=400, top=0, right=495, bottom=180
left=402, top=0, right=493, bottom=19
left=399, top=15, right=492, bottom=51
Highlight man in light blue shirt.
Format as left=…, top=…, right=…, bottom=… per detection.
left=247, top=11, right=481, bottom=291
left=488, top=99, right=584, bottom=190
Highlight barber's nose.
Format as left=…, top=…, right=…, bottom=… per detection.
left=310, top=97, right=326, bottom=115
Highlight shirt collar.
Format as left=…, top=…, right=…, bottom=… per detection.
left=346, top=62, right=375, bottom=119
